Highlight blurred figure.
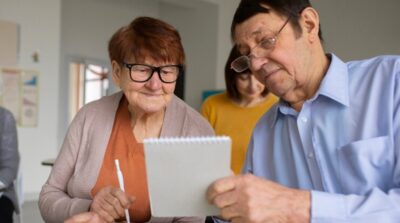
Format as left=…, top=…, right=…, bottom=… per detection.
left=0, top=106, right=20, bottom=223
left=201, top=46, right=277, bottom=174
left=39, top=16, right=213, bottom=223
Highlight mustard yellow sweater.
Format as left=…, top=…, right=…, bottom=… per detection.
left=201, top=92, right=278, bottom=174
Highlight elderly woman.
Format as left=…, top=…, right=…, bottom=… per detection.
left=39, top=17, right=213, bottom=223
left=201, top=46, right=278, bottom=175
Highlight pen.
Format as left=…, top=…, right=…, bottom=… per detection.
left=115, top=159, right=131, bottom=223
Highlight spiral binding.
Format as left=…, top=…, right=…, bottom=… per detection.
left=143, top=136, right=231, bottom=144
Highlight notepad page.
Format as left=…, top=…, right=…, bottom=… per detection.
left=143, top=136, right=231, bottom=217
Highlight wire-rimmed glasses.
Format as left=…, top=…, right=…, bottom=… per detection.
left=231, top=16, right=291, bottom=73
left=123, top=63, right=183, bottom=83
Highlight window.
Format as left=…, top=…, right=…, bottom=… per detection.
left=69, top=61, right=110, bottom=121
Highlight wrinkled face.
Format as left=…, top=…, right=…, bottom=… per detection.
left=235, top=73, right=266, bottom=101
left=112, top=57, right=176, bottom=114
left=234, top=10, right=313, bottom=101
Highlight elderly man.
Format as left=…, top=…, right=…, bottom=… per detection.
left=207, top=0, right=400, bottom=222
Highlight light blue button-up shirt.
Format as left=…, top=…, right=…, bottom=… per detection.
left=244, top=54, right=400, bottom=222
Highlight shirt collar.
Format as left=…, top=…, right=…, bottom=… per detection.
left=317, top=53, right=350, bottom=107
left=269, top=53, right=350, bottom=127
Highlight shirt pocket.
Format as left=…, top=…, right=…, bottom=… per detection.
left=337, top=136, right=393, bottom=194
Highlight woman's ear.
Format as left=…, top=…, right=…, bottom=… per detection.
left=111, top=60, right=122, bottom=87
left=299, top=7, right=320, bottom=43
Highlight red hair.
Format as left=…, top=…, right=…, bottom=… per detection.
left=108, top=16, right=185, bottom=65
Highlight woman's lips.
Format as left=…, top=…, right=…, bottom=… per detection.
left=142, top=92, right=162, bottom=97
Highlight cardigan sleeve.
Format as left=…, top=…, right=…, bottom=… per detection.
left=39, top=108, right=92, bottom=223
left=39, top=93, right=121, bottom=223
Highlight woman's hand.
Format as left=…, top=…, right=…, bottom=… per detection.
left=90, top=186, right=135, bottom=223
left=64, top=212, right=105, bottom=223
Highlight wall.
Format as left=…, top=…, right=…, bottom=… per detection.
left=206, top=0, right=240, bottom=89
left=0, top=0, right=62, bottom=200
left=311, top=0, right=400, bottom=60
left=160, top=0, right=218, bottom=109
left=159, top=0, right=240, bottom=104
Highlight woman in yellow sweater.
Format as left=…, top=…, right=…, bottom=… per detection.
left=201, top=46, right=278, bottom=174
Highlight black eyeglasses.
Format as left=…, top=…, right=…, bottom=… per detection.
left=231, top=16, right=291, bottom=73
left=122, top=63, right=183, bottom=83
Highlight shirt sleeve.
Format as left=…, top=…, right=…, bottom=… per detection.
left=312, top=188, right=400, bottom=222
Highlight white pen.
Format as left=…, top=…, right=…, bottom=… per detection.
left=115, top=159, right=131, bottom=223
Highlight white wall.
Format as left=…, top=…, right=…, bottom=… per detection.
left=206, top=0, right=240, bottom=89
left=0, top=0, right=62, bottom=200
left=158, top=0, right=240, bottom=102
left=160, top=0, right=240, bottom=103
left=160, top=0, right=218, bottom=109
left=311, top=0, right=400, bottom=60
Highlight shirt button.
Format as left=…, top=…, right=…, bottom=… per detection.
left=308, top=153, right=314, bottom=159
left=301, top=117, right=308, bottom=122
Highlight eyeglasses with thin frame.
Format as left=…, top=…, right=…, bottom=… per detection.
left=122, top=63, right=183, bottom=83
left=231, top=16, right=291, bottom=73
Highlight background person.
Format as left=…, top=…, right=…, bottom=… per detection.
left=0, top=106, right=20, bottom=223
left=208, top=0, right=400, bottom=222
left=39, top=16, right=213, bottom=223
left=201, top=46, right=277, bottom=174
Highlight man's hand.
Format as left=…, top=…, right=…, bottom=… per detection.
left=90, top=186, right=135, bottom=223
left=64, top=212, right=105, bottom=223
left=207, top=174, right=311, bottom=223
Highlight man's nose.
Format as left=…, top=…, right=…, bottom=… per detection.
left=249, top=56, right=269, bottom=72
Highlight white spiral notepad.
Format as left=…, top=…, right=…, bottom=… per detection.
left=143, top=136, right=231, bottom=217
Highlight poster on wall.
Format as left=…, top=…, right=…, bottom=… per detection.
left=0, top=68, right=39, bottom=127
left=0, top=20, right=19, bottom=66
left=0, top=68, right=20, bottom=119
left=20, top=70, right=39, bottom=126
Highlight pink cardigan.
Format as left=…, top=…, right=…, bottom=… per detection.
left=39, top=92, right=214, bottom=223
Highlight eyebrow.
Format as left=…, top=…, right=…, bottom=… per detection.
left=235, top=27, right=268, bottom=54
left=250, top=28, right=264, bottom=37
